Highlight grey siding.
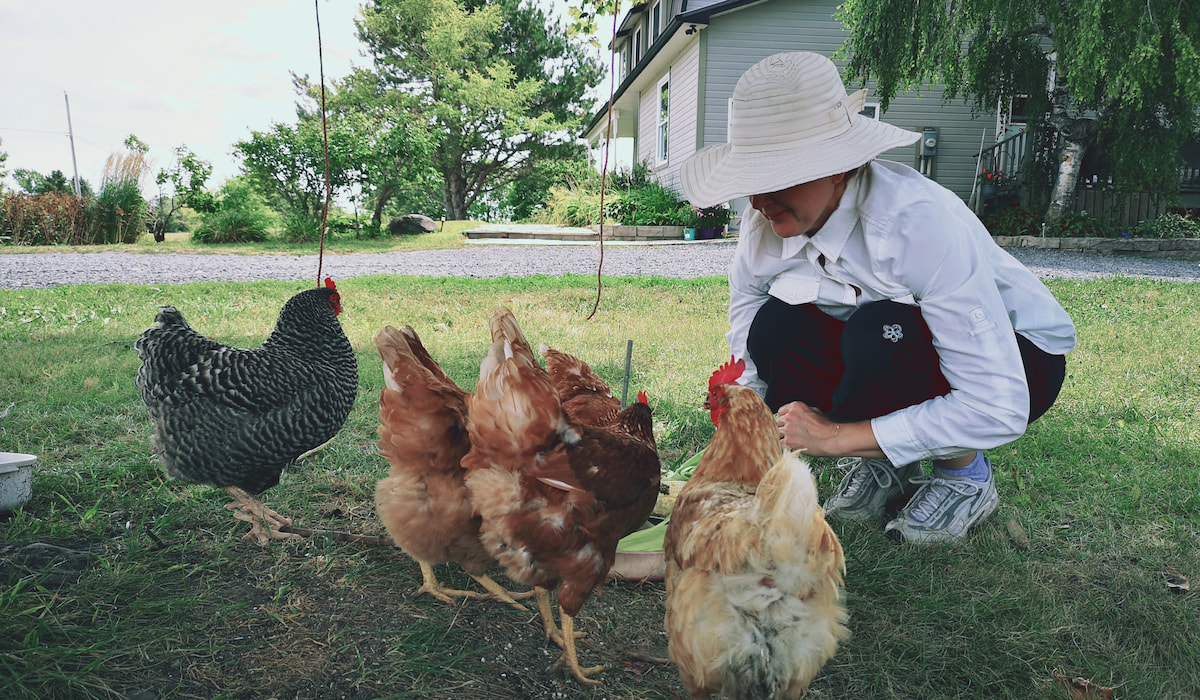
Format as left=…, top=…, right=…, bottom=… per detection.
left=657, top=42, right=701, bottom=192
left=694, top=0, right=995, bottom=202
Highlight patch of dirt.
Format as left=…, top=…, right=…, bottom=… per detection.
left=6, top=528, right=687, bottom=700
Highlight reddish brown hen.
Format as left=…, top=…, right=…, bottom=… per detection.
left=373, top=324, right=530, bottom=610
left=539, top=343, right=621, bottom=427
left=663, top=357, right=849, bottom=699
left=462, top=307, right=660, bottom=686
left=134, top=278, right=358, bottom=544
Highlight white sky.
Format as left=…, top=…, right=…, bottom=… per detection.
left=0, top=0, right=605, bottom=194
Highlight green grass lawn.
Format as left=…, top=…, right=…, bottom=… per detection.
left=1, top=272, right=1198, bottom=699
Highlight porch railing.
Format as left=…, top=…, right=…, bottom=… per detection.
left=976, top=128, right=1200, bottom=228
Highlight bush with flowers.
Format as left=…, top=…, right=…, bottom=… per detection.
left=980, top=169, right=1013, bottom=188
left=685, top=203, right=732, bottom=229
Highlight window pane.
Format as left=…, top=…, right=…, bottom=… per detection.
left=657, top=79, right=669, bottom=162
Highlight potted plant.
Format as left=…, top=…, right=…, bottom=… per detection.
left=980, top=169, right=1011, bottom=197
left=690, top=204, right=732, bottom=239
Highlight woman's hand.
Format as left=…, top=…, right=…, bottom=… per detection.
left=776, top=402, right=885, bottom=458
left=776, top=401, right=839, bottom=455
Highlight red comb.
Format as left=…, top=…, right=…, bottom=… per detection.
left=324, top=277, right=337, bottom=290
left=637, top=390, right=649, bottom=405
left=708, top=356, right=746, bottom=390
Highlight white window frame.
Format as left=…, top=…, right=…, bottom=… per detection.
left=656, top=73, right=670, bottom=165
left=651, top=0, right=662, bottom=39
left=634, top=27, right=644, bottom=64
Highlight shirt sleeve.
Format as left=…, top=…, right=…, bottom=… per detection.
left=868, top=200, right=1031, bottom=465
left=727, top=219, right=772, bottom=397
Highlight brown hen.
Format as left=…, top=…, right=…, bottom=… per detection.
left=462, top=308, right=661, bottom=686
left=373, top=324, right=529, bottom=610
left=539, top=343, right=621, bottom=427
left=663, top=357, right=849, bottom=699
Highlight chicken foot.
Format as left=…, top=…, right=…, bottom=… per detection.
left=223, top=486, right=301, bottom=544
left=414, top=562, right=532, bottom=611
left=468, top=572, right=536, bottom=611
left=535, top=588, right=602, bottom=686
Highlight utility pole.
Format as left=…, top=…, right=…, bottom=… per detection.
left=64, top=92, right=81, bottom=196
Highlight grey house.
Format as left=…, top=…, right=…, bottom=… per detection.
left=581, top=0, right=1003, bottom=230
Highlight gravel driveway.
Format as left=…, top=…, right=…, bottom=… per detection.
left=3, top=241, right=1199, bottom=289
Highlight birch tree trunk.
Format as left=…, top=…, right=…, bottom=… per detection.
left=1043, top=72, right=1100, bottom=224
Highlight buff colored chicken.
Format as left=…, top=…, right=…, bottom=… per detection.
left=373, top=324, right=530, bottom=610
left=663, top=357, right=849, bottom=699
left=462, top=308, right=660, bottom=686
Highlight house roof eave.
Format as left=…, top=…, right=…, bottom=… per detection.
left=580, top=0, right=769, bottom=140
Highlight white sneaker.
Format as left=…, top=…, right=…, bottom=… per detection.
left=824, top=458, right=921, bottom=521
left=884, top=464, right=999, bottom=544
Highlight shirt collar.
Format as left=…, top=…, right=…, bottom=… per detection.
left=779, top=173, right=863, bottom=262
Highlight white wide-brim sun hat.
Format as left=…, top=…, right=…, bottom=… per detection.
left=680, top=51, right=921, bottom=208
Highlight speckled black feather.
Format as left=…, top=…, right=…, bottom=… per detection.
left=134, top=287, right=359, bottom=494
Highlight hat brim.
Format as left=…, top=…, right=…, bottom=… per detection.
left=680, top=118, right=921, bottom=207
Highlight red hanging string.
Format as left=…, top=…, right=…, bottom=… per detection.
left=314, top=0, right=332, bottom=287
left=585, top=3, right=622, bottom=320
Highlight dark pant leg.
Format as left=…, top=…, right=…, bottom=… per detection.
left=827, top=301, right=951, bottom=422
left=1018, top=332, right=1067, bottom=422
left=747, top=297, right=847, bottom=413
left=747, top=298, right=1066, bottom=424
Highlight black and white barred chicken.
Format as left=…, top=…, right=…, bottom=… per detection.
left=134, top=278, right=359, bottom=543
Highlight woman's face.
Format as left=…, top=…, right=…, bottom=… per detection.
left=747, top=173, right=847, bottom=239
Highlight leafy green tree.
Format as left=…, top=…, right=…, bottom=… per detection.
left=836, top=0, right=1200, bottom=222
left=502, top=148, right=592, bottom=221
left=12, top=169, right=91, bottom=197
left=151, top=145, right=215, bottom=242
left=292, top=69, right=439, bottom=231
left=234, top=118, right=359, bottom=223
left=357, top=0, right=603, bottom=220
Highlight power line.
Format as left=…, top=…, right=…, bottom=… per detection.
left=0, top=126, right=69, bottom=136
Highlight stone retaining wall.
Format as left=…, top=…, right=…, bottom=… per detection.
left=993, top=236, right=1200, bottom=260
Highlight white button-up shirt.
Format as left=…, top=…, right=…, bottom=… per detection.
left=728, top=160, right=1077, bottom=465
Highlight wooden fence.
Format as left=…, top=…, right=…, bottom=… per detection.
left=981, top=130, right=1200, bottom=228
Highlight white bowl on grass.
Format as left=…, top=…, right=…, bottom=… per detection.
left=0, top=452, right=36, bottom=513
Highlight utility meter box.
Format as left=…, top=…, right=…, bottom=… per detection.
left=921, top=127, right=939, bottom=156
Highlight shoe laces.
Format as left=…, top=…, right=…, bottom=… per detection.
left=835, top=457, right=900, bottom=497
left=903, top=475, right=981, bottom=523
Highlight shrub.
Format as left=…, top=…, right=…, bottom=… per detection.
left=610, top=180, right=690, bottom=225
left=983, top=206, right=1040, bottom=237
left=0, top=192, right=89, bottom=245
left=505, top=157, right=594, bottom=222
left=1132, top=213, right=1200, bottom=239
left=533, top=185, right=603, bottom=227
left=1044, top=211, right=1115, bottom=238
left=90, top=149, right=150, bottom=244
left=282, top=213, right=321, bottom=243
left=193, top=178, right=273, bottom=244
left=606, top=162, right=652, bottom=190
left=92, top=179, right=146, bottom=244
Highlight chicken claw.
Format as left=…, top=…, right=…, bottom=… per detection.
left=223, top=486, right=300, bottom=544
left=534, top=588, right=601, bottom=685
left=414, top=563, right=532, bottom=611
left=468, top=573, right=536, bottom=610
